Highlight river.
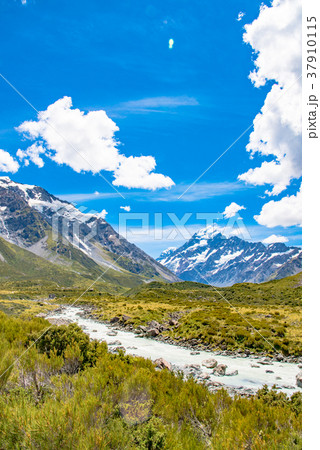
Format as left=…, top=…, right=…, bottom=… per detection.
left=46, top=306, right=301, bottom=395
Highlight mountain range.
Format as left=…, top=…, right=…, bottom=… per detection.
left=0, top=177, right=177, bottom=290
left=157, top=226, right=302, bottom=287
left=0, top=177, right=302, bottom=290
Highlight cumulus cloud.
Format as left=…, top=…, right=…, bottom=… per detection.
left=113, top=155, right=174, bottom=190
left=238, top=0, right=302, bottom=196
left=17, top=143, right=46, bottom=168
left=222, top=202, right=245, bottom=219
left=120, top=206, right=131, bottom=212
left=16, top=96, right=174, bottom=190
left=262, top=234, right=289, bottom=244
left=254, top=189, right=301, bottom=228
left=0, top=149, right=19, bottom=173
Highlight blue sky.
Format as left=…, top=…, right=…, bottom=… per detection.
left=0, top=0, right=302, bottom=257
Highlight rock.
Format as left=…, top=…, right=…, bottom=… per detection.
left=257, top=360, right=272, bottom=365
left=107, top=330, right=118, bottom=336
left=127, top=346, right=137, bottom=350
left=266, top=370, right=274, bottom=373
left=207, top=381, right=224, bottom=387
left=213, top=364, right=227, bottom=376
left=251, top=364, right=260, bottom=368
left=114, top=346, right=126, bottom=353
left=282, top=385, right=295, bottom=390
left=154, top=358, right=172, bottom=371
left=168, top=318, right=178, bottom=326
left=108, top=340, right=122, bottom=346
left=296, top=371, right=302, bottom=388
left=184, top=364, right=201, bottom=371
left=199, top=373, right=210, bottom=380
left=225, top=370, right=238, bottom=376
left=147, top=328, right=159, bottom=337
left=92, top=329, right=97, bottom=332
left=110, top=316, right=120, bottom=324
left=122, top=315, right=131, bottom=323
left=276, top=376, right=282, bottom=380
left=276, top=354, right=284, bottom=361
left=190, top=351, right=200, bottom=355
left=298, top=364, right=302, bottom=369
left=148, top=320, right=161, bottom=329
left=202, top=358, right=218, bottom=369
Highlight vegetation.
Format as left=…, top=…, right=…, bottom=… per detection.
left=68, top=274, right=301, bottom=356
left=0, top=312, right=302, bottom=449
left=0, top=273, right=302, bottom=357
left=0, top=236, right=164, bottom=294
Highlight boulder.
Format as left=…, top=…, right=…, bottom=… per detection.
left=296, top=371, right=302, bottom=388
left=107, top=330, right=118, bottom=336
left=154, top=358, right=172, bottom=371
left=207, top=380, right=224, bottom=387
left=266, top=370, right=274, bottom=373
left=251, top=364, right=260, bottom=368
left=110, top=316, right=120, bottom=324
left=148, top=320, right=161, bottom=329
left=225, top=370, right=238, bottom=376
left=147, top=328, right=159, bottom=337
left=122, top=315, right=131, bottom=323
left=184, top=364, right=201, bottom=371
left=190, top=351, right=200, bottom=355
left=168, top=318, right=178, bottom=326
left=202, top=358, right=218, bottom=369
left=108, top=340, right=122, bottom=346
left=213, top=364, right=227, bottom=376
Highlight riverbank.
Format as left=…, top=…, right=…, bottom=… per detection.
left=47, top=305, right=302, bottom=397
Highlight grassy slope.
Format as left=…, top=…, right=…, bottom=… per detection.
left=71, top=273, right=302, bottom=356
left=0, top=236, right=161, bottom=293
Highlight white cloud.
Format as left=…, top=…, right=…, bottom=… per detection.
left=115, top=96, right=198, bottom=113
left=95, top=209, right=108, bottom=219
left=222, top=202, right=245, bottom=219
left=113, top=155, right=174, bottom=190
left=16, top=96, right=174, bottom=190
left=237, top=12, right=245, bottom=21
left=0, top=149, right=19, bottom=173
left=238, top=0, right=302, bottom=196
left=17, top=143, right=46, bottom=168
left=120, top=206, right=131, bottom=212
left=254, top=189, right=301, bottom=228
left=262, top=234, right=289, bottom=244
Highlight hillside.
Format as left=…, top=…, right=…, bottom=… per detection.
left=0, top=177, right=178, bottom=289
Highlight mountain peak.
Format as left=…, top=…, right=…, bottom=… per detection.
left=157, top=228, right=301, bottom=287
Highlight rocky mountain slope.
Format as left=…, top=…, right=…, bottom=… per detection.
left=157, top=226, right=302, bottom=286
left=0, top=177, right=178, bottom=288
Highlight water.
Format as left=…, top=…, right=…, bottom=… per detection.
left=47, top=306, right=301, bottom=394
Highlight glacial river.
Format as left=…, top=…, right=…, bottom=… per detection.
left=47, top=306, right=301, bottom=395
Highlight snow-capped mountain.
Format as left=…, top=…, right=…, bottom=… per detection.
left=157, top=226, right=302, bottom=286
left=0, top=177, right=177, bottom=285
